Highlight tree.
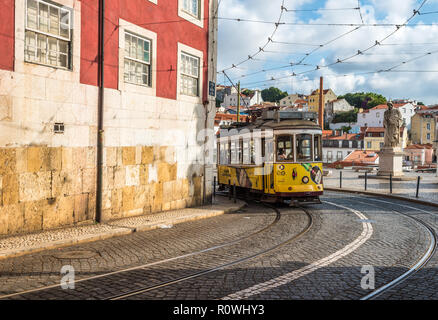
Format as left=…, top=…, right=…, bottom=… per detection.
left=418, top=101, right=425, bottom=106
left=332, top=110, right=358, bottom=124
left=261, top=87, right=288, bottom=103
left=338, top=92, right=387, bottom=110
left=242, top=89, right=254, bottom=96
left=341, top=125, right=352, bottom=133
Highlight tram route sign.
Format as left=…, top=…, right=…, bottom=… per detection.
left=209, top=81, right=216, bottom=97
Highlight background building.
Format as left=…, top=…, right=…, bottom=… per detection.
left=322, top=131, right=364, bottom=163
left=308, top=89, right=337, bottom=113
left=363, top=127, right=408, bottom=151
left=357, top=103, right=416, bottom=129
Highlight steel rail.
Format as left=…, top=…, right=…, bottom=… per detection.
left=334, top=194, right=437, bottom=300
left=107, top=204, right=313, bottom=300
left=0, top=202, right=283, bottom=300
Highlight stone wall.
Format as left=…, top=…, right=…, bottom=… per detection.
left=0, top=145, right=204, bottom=236
left=0, top=146, right=96, bottom=235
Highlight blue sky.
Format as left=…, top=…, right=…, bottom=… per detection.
left=217, top=0, right=438, bottom=104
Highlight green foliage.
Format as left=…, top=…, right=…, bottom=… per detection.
left=242, top=89, right=254, bottom=96
left=332, top=110, right=358, bottom=124
left=261, top=87, right=288, bottom=103
left=341, top=125, right=352, bottom=133
left=338, top=92, right=387, bottom=109
left=216, top=98, right=221, bottom=108
left=418, top=101, right=425, bottom=106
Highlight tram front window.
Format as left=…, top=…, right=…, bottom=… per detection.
left=296, top=134, right=312, bottom=161
left=276, top=136, right=294, bottom=162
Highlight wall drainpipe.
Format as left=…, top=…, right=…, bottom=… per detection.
left=95, top=0, right=105, bottom=223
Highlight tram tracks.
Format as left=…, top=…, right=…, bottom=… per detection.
left=337, top=195, right=438, bottom=300
left=0, top=202, right=311, bottom=300
left=107, top=205, right=313, bottom=300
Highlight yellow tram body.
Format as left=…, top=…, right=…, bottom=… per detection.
left=217, top=111, right=323, bottom=203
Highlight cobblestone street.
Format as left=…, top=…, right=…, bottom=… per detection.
left=1, top=191, right=438, bottom=300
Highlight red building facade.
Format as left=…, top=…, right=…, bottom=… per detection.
left=0, top=0, right=218, bottom=235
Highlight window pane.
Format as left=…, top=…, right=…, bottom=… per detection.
left=25, top=31, right=36, bottom=61
left=125, top=34, right=131, bottom=56
left=50, top=6, right=60, bottom=35
left=277, top=136, right=294, bottom=161
left=39, top=3, right=49, bottom=32
left=296, top=134, right=312, bottom=161
left=59, top=9, right=70, bottom=38
left=58, top=53, right=67, bottom=67
left=27, top=0, right=38, bottom=29
left=58, top=40, right=68, bottom=54
left=137, top=38, right=143, bottom=60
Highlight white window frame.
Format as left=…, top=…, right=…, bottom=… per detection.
left=24, top=0, right=73, bottom=70
left=178, top=0, right=204, bottom=28
left=118, top=19, right=157, bottom=96
left=15, top=0, right=81, bottom=81
left=123, top=32, right=152, bottom=87
left=180, top=51, right=200, bottom=97
left=177, top=42, right=203, bottom=104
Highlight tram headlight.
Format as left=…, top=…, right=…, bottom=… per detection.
left=302, top=176, right=309, bottom=184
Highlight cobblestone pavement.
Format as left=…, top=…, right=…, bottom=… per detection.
left=1, top=192, right=438, bottom=300
left=325, top=169, right=438, bottom=203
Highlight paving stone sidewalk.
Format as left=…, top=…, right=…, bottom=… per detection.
left=0, top=195, right=245, bottom=261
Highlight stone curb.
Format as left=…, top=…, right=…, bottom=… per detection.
left=0, top=197, right=246, bottom=261
left=325, top=187, right=438, bottom=208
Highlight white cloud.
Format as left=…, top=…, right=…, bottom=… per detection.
left=218, top=0, right=438, bottom=104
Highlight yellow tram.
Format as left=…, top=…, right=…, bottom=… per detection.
left=217, top=110, right=323, bottom=204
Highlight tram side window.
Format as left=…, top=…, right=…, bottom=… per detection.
left=243, top=140, right=250, bottom=164
left=230, top=141, right=238, bottom=164
left=266, top=139, right=274, bottom=162
left=250, top=139, right=256, bottom=164
left=220, top=142, right=228, bottom=165
left=314, top=135, right=322, bottom=161
left=238, top=138, right=244, bottom=164
left=296, top=134, right=312, bottom=161
left=276, top=136, right=294, bottom=162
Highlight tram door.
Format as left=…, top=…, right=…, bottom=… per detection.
left=262, top=138, right=275, bottom=194
left=264, top=163, right=275, bottom=194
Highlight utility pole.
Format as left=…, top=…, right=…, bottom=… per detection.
left=318, top=77, right=324, bottom=130
left=237, top=81, right=241, bottom=123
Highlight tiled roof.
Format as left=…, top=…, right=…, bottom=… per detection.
left=405, top=143, right=434, bottom=150
left=344, top=150, right=379, bottom=163
left=324, top=133, right=363, bottom=141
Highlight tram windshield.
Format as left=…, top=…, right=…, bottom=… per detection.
left=276, top=136, right=294, bottom=162
left=296, top=134, right=312, bottom=161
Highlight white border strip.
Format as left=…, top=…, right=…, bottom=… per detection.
left=222, top=201, right=373, bottom=300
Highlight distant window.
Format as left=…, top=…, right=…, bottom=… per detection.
left=427, top=123, right=431, bottom=130
left=327, top=151, right=333, bottom=162
left=367, top=141, right=372, bottom=148
left=337, top=151, right=343, bottom=160
left=376, top=113, right=380, bottom=118
left=380, top=142, right=384, bottom=148
left=427, top=133, right=431, bottom=140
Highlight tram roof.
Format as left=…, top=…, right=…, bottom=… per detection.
left=219, top=110, right=321, bottom=134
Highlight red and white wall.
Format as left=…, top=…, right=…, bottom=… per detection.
left=0, top=0, right=218, bottom=235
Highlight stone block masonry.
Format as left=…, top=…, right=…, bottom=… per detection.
left=0, top=145, right=203, bottom=236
